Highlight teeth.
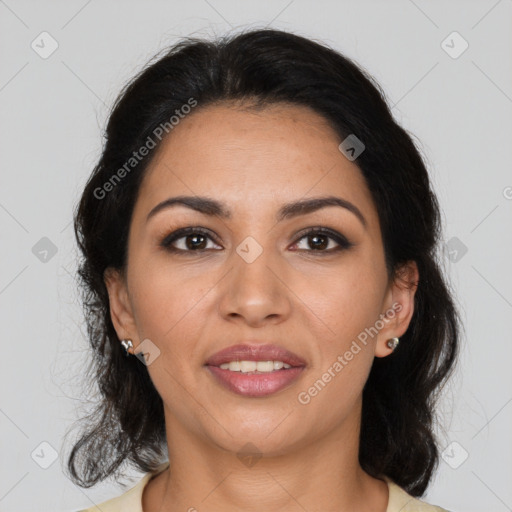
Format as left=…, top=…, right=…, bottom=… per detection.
left=241, top=361, right=257, bottom=372
left=218, top=360, right=292, bottom=372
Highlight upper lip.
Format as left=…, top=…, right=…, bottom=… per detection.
left=205, top=343, right=306, bottom=368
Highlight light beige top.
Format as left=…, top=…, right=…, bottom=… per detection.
left=77, top=462, right=450, bottom=511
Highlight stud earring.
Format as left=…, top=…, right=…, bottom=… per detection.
left=120, top=339, right=134, bottom=356
left=386, top=337, right=399, bottom=351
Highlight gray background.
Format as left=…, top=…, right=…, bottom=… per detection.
left=1, top=1, right=511, bottom=511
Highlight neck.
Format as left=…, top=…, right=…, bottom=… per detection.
left=143, top=402, right=388, bottom=512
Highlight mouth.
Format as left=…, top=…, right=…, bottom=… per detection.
left=215, top=360, right=295, bottom=372
left=204, top=343, right=306, bottom=397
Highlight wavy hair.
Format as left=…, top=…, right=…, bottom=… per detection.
left=65, top=28, right=460, bottom=496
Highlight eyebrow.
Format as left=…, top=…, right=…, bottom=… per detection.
left=146, top=194, right=367, bottom=228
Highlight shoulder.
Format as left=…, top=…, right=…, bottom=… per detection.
left=75, top=465, right=452, bottom=512
left=386, top=478, right=452, bottom=512
left=75, top=462, right=170, bottom=512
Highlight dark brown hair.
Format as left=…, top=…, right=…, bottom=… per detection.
left=65, top=28, right=460, bottom=496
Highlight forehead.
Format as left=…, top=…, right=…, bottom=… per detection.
left=135, top=102, right=376, bottom=224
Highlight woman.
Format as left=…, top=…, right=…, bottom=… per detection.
left=68, top=28, right=459, bottom=512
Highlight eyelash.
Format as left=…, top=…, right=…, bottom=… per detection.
left=159, top=226, right=354, bottom=256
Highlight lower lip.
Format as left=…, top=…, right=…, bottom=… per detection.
left=205, top=365, right=305, bottom=397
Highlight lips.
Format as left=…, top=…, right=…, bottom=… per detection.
left=204, top=343, right=307, bottom=397
left=204, top=343, right=307, bottom=368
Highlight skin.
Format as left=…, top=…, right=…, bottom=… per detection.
left=104, top=102, right=418, bottom=512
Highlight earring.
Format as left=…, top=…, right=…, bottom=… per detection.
left=120, top=339, right=134, bottom=356
left=386, top=337, right=399, bottom=351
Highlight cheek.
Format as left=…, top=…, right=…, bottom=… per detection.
left=127, top=259, right=212, bottom=346
left=295, top=266, right=382, bottom=417
left=293, top=257, right=386, bottom=345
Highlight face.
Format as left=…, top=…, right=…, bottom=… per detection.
left=105, top=102, right=417, bottom=457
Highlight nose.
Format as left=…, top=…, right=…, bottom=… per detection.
left=217, top=241, right=292, bottom=328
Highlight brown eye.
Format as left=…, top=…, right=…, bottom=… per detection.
left=305, top=233, right=329, bottom=250
left=291, top=228, right=353, bottom=254
left=160, top=226, right=353, bottom=256
left=161, top=227, right=222, bottom=254
left=182, top=233, right=208, bottom=250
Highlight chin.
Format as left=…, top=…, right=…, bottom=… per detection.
left=206, top=418, right=306, bottom=457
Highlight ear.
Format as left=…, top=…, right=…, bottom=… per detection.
left=374, top=260, right=419, bottom=358
left=103, top=267, right=138, bottom=353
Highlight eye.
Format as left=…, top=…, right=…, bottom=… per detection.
left=160, top=227, right=221, bottom=254
left=290, top=227, right=353, bottom=254
left=160, top=226, right=353, bottom=256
